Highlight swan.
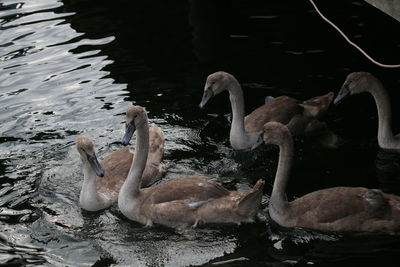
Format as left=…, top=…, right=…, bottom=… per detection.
left=263, top=121, right=400, bottom=233
left=118, top=105, right=265, bottom=229
left=77, top=122, right=165, bottom=212
left=334, top=72, right=400, bottom=150
left=199, top=71, right=334, bottom=150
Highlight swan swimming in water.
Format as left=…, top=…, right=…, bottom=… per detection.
left=334, top=72, right=400, bottom=151
left=199, top=71, right=334, bottom=150
left=77, top=117, right=165, bottom=212
left=118, top=105, right=265, bottom=229
left=263, top=121, right=400, bottom=233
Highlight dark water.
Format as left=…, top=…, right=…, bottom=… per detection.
left=1, top=0, right=400, bottom=266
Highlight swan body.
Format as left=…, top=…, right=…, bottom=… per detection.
left=263, top=121, right=400, bottom=233
left=118, top=106, right=265, bottom=229
left=77, top=123, right=165, bottom=212
left=334, top=72, right=400, bottom=150
left=199, top=71, right=334, bottom=150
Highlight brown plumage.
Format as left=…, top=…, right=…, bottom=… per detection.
left=244, top=93, right=333, bottom=134
left=199, top=71, right=334, bottom=150
left=264, top=121, right=400, bottom=234
left=96, top=124, right=165, bottom=193
left=118, top=106, right=265, bottom=229
left=77, top=121, right=165, bottom=212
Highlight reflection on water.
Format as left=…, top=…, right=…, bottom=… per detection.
left=1, top=0, right=400, bottom=266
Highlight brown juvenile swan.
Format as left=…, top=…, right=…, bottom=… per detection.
left=264, top=121, right=400, bottom=233
left=118, top=105, right=265, bottom=229
left=199, top=71, right=334, bottom=150
left=77, top=121, right=165, bottom=212
left=334, top=72, right=400, bottom=150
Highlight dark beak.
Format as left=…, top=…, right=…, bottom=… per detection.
left=122, top=122, right=136, bottom=146
left=199, top=89, right=214, bottom=109
left=251, top=132, right=264, bottom=150
left=333, top=84, right=350, bottom=105
left=87, top=154, right=104, bottom=177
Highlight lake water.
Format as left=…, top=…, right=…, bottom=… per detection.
left=1, top=0, right=400, bottom=266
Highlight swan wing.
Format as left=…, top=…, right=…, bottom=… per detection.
left=97, top=146, right=134, bottom=193
left=148, top=123, right=165, bottom=162
left=291, top=187, right=391, bottom=225
left=300, top=92, right=334, bottom=119
left=146, top=176, right=230, bottom=205
left=244, top=96, right=301, bottom=132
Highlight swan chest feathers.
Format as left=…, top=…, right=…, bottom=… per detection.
left=118, top=192, right=147, bottom=224
left=229, top=130, right=261, bottom=151
left=379, top=134, right=400, bottom=151
left=79, top=185, right=112, bottom=212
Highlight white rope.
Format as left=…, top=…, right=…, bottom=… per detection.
left=309, top=0, right=400, bottom=68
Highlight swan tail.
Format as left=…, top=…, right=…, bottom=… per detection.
left=300, top=92, right=334, bottom=119
left=148, top=123, right=165, bottom=160
left=237, top=179, right=265, bottom=218
left=265, top=96, right=275, bottom=103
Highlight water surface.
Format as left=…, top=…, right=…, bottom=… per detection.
left=1, top=0, right=400, bottom=266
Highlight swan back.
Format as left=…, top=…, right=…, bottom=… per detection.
left=148, top=123, right=164, bottom=162
left=141, top=123, right=166, bottom=186
left=301, top=91, right=334, bottom=118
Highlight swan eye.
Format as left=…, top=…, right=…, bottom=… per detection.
left=82, top=148, right=92, bottom=157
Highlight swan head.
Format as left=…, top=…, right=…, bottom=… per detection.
left=76, top=136, right=105, bottom=177
left=334, top=72, right=375, bottom=105
left=262, top=122, right=292, bottom=146
left=199, top=71, right=235, bottom=108
left=122, top=105, right=148, bottom=146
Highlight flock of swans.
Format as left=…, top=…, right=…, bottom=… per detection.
left=77, top=71, right=400, bottom=234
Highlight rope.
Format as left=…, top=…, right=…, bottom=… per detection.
left=308, top=0, right=400, bottom=68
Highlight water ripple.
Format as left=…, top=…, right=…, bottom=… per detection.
left=0, top=0, right=124, bottom=264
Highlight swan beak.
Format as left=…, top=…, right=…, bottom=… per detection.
left=251, top=133, right=264, bottom=150
left=199, top=89, right=214, bottom=109
left=333, top=85, right=350, bottom=105
left=87, top=154, right=105, bottom=177
left=122, top=122, right=136, bottom=146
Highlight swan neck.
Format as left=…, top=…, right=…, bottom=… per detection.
left=271, top=138, right=293, bottom=206
left=120, top=120, right=149, bottom=199
left=80, top=164, right=102, bottom=208
left=369, top=82, right=394, bottom=146
left=228, top=81, right=246, bottom=143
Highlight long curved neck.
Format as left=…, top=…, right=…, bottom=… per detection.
left=270, top=136, right=293, bottom=210
left=227, top=78, right=247, bottom=148
left=119, top=120, right=149, bottom=200
left=368, top=81, right=395, bottom=148
left=80, top=163, right=104, bottom=211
